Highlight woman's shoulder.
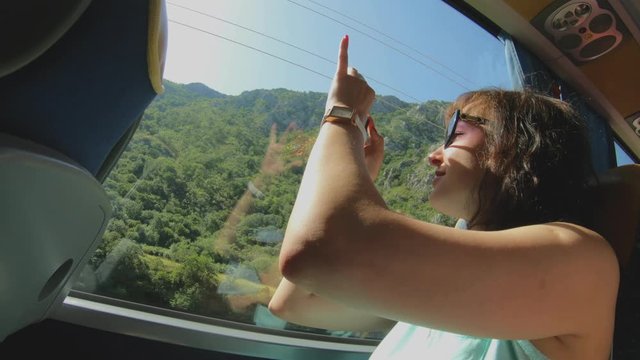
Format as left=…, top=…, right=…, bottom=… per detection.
left=512, top=221, right=619, bottom=291
left=526, top=222, right=618, bottom=359
left=508, top=221, right=614, bottom=252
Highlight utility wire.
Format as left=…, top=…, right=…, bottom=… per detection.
left=285, top=0, right=471, bottom=91
left=303, top=0, right=476, bottom=86
left=169, top=20, right=444, bottom=131
left=168, top=1, right=335, bottom=65
left=170, top=20, right=332, bottom=80
left=167, top=2, right=422, bottom=104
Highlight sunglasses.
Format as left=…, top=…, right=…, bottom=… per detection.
left=444, top=109, right=488, bottom=148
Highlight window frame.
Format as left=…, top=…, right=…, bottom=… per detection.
left=55, top=290, right=376, bottom=360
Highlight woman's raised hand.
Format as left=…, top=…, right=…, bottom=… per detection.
left=325, top=36, right=383, bottom=181
left=325, top=35, right=375, bottom=122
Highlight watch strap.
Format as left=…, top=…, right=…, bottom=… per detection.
left=353, top=114, right=369, bottom=142
left=322, top=113, right=369, bottom=142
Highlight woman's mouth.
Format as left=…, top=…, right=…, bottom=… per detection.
left=433, top=170, right=445, bottom=186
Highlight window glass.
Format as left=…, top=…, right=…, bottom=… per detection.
left=615, top=140, right=637, bottom=166
left=73, top=0, right=511, bottom=340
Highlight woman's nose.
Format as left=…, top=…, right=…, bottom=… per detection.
left=428, top=146, right=443, bottom=167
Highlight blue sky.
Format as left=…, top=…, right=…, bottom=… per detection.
left=161, top=0, right=636, bottom=165
left=163, top=0, right=512, bottom=102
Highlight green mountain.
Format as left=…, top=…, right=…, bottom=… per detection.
left=76, top=80, right=455, bottom=333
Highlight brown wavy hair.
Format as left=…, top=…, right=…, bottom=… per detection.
left=445, top=89, right=595, bottom=231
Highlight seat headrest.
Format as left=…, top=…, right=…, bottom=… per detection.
left=0, top=0, right=92, bottom=78
left=0, top=133, right=111, bottom=341
left=589, top=164, right=640, bottom=269
left=0, top=0, right=167, bottom=175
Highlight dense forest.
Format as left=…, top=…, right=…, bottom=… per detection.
left=74, top=80, right=454, bottom=337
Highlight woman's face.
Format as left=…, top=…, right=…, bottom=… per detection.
left=428, top=104, right=489, bottom=221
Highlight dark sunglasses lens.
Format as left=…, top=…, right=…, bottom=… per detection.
left=445, top=111, right=458, bottom=147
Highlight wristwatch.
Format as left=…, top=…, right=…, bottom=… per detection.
left=322, top=105, right=369, bottom=142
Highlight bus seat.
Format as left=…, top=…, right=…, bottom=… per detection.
left=0, top=133, right=112, bottom=341
left=588, top=164, right=640, bottom=270
left=0, top=0, right=166, bottom=342
left=0, top=0, right=167, bottom=177
left=0, top=0, right=92, bottom=78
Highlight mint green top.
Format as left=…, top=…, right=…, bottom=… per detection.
left=369, top=322, right=549, bottom=360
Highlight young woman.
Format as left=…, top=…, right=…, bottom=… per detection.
left=268, top=35, right=619, bottom=359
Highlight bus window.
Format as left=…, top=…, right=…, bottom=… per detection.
left=615, top=140, right=638, bottom=166
left=69, top=0, right=510, bottom=354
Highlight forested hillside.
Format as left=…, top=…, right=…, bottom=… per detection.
left=75, top=80, right=454, bottom=335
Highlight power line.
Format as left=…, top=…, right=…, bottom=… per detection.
left=303, top=0, right=476, bottom=86
left=168, top=1, right=335, bottom=65
left=169, top=20, right=332, bottom=81
left=285, top=0, right=471, bottom=91
left=168, top=20, right=444, bottom=131
left=167, top=2, right=423, bottom=104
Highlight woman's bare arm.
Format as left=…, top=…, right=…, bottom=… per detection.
left=269, top=278, right=395, bottom=332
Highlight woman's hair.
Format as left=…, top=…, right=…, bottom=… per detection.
left=445, top=89, right=595, bottom=231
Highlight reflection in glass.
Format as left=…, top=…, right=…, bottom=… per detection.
left=74, top=84, right=457, bottom=338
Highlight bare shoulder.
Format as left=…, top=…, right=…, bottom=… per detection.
left=537, top=222, right=620, bottom=329
left=528, top=222, right=619, bottom=360
left=511, top=221, right=619, bottom=271
left=543, top=222, right=619, bottom=279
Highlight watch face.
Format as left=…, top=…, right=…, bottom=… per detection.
left=330, top=106, right=354, bottom=119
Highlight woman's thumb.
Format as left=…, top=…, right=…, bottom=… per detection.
left=367, top=116, right=376, bottom=137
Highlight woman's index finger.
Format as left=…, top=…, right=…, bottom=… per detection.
left=336, top=35, right=349, bottom=75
